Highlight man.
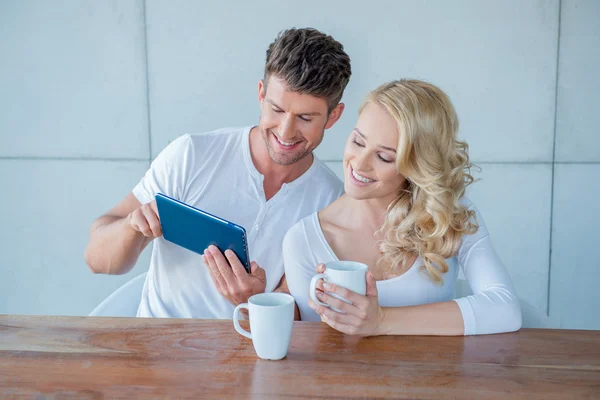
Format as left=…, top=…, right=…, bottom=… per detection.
left=84, top=28, right=351, bottom=318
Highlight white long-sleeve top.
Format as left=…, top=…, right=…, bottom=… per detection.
left=283, top=199, right=522, bottom=335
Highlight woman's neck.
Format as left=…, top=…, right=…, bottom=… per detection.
left=342, top=195, right=393, bottom=234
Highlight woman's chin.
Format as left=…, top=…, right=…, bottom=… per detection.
left=344, top=183, right=375, bottom=200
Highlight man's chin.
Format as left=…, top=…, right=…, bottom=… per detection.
left=267, top=148, right=308, bottom=166
left=269, top=153, right=301, bottom=166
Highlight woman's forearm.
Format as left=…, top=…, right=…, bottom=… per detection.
left=377, top=301, right=465, bottom=336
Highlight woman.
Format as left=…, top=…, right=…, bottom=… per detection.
left=283, top=79, right=522, bottom=336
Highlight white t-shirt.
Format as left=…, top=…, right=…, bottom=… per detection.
left=283, top=199, right=522, bottom=335
left=133, top=126, right=344, bottom=319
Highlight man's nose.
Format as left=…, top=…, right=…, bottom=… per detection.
left=278, top=116, right=297, bottom=140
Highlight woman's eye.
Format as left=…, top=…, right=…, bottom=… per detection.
left=378, top=155, right=393, bottom=163
left=352, top=140, right=365, bottom=147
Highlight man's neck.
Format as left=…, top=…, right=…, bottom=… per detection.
left=248, top=126, right=314, bottom=191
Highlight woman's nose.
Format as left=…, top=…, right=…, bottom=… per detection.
left=353, top=151, right=371, bottom=172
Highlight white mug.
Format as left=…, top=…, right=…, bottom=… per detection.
left=309, top=261, right=368, bottom=312
left=233, top=292, right=295, bottom=360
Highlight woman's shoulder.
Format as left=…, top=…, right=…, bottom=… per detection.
left=282, top=212, right=324, bottom=275
left=318, top=194, right=347, bottom=222
left=459, top=197, right=488, bottom=232
left=459, top=196, right=476, bottom=211
left=283, top=212, right=320, bottom=249
left=456, top=197, right=492, bottom=255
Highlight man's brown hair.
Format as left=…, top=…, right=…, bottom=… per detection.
left=264, top=28, right=352, bottom=112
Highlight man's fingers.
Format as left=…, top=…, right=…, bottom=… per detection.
left=141, top=206, right=162, bottom=237
left=129, top=212, right=153, bottom=237
left=224, top=250, right=248, bottom=279
left=250, top=262, right=266, bottom=281
left=149, top=200, right=159, bottom=215
left=209, top=246, right=234, bottom=281
left=203, top=251, right=225, bottom=290
left=129, top=203, right=162, bottom=238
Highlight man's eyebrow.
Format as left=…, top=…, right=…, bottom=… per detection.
left=266, top=99, right=282, bottom=109
left=266, top=98, right=322, bottom=116
left=354, top=128, right=396, bottom=153
left=299, top=111, right=322, bottom=116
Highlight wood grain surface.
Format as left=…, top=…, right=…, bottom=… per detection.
left=1, top=315, right=599, bottom=399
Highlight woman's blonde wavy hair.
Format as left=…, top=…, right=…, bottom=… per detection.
left=366, top=79, right=479, bottom=284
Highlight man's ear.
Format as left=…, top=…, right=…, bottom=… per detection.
left=258, top=80, right=266, bottom=104
left=325, top=103, right=345, bottom=129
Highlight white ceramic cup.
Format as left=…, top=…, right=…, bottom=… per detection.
left=233, top=292, right=295, bottom=360
left=309, top=261, right=368, bottom=312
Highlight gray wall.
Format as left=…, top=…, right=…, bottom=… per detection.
left=0, top=0, right=598, bottom=329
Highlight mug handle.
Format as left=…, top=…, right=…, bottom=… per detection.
left=309, top=273, right=329, bottom=307
left=233, top=303, right=252, bottom=339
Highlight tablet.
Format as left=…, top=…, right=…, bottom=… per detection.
left=155, top=193, right=251, bottom=273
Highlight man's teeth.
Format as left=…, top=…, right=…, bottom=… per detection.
left=276, top=136, right=298, bottom=147
left=352, top=168, right=374, bottom=183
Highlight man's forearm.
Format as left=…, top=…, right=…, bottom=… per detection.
left=84, top=215, right=151, bottom=275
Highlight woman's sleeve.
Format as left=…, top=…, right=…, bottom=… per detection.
left=453, top=201, right=523, bottom=335
left=282, top=219, right=322, bottom=322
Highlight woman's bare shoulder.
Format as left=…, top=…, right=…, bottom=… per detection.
left=318, top=195, right=350, bottom=232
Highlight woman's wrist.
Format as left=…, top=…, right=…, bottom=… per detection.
left=376, top=307, right=394, bottom=336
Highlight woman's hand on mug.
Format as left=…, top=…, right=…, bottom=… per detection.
left=313, top=263, right=326, bottom=291
left=308, top=270, right=385, bottom=337
left=312, top=264, right=327, bottom=322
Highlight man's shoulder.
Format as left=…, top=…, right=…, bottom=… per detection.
left=187, top=126, right=249, bottom=145
left=163, top=126, right=247, bottom=151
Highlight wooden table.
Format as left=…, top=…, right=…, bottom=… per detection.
left=1, top=316, right=599, bottom=399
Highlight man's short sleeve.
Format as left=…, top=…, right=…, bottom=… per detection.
left=132, top=134, right=194, bottom=204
